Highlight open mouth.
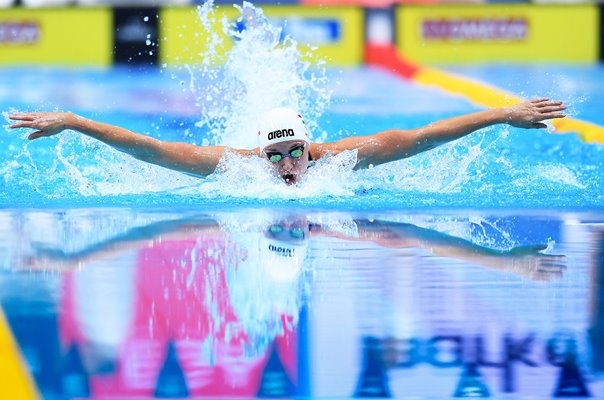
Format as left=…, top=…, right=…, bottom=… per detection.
left=282, top=174, right=296, bottom=185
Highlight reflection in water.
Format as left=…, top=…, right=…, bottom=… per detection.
left=0, top=209, right=602, bottom=398
left=590, top=227, right=604, bottom=377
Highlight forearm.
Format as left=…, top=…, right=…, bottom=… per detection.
left=354, top=220, right=503, bottom=255
left=38, top=219, right=221, bottom=268
left=67, top=113, right=164, bottom=161
left=397, top=226, right=522, bottom=271
left=66, top=113, right=225, bottom=177
left=340, top=107, right=511, bottom=168
left=416, top=108, right=508, bottom=148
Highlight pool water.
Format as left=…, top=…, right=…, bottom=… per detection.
left=1, top=65, right=603, bottom=209
left=1, top=3, right=603, bottom=397
left=0, top=207, right=602, bottom=398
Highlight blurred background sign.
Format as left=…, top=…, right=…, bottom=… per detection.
left=159, top=5, right=363, bottom=67
left=0, top=2, right=602, bottom=66
left=396, top=4, right=599, bottom=64
left=0, top=8, right=112, bottom=66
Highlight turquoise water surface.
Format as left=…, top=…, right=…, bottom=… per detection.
left=1, top=65, right=603, bottom=209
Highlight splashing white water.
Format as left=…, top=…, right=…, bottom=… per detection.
left=354, top=129, right=500, bottom=194
left=187, top=1, right=331, bottom=148
left=187, top=148, right=359, bottom=199
left=533, top=164, right=586, bottom=189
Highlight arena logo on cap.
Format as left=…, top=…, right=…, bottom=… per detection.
left=268, top=244, right=295, bottom=257
left=267, top=129, right=295, bottom=141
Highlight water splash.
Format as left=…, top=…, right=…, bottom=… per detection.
left=533, top=164, right=586, bottom=189
left=186, top=1, right=331, bottom=148
left=186, top=148, right=359, bottom=200
left=355, top=129, right=500, bottom=195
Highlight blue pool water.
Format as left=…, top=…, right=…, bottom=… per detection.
left=1, top=65, right=603, bottom=209
left=1, top=4, right=603, bottom=398
left=0, top=207, right=602, bottom=398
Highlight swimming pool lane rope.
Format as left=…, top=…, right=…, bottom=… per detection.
left=365, top=43, right=604, bottom=145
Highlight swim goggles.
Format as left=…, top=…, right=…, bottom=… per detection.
left=269, top=224, right=305, bottom=240
left=265, top=145, right=305, bottom=163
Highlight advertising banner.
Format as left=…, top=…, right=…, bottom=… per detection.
left=396, top=4, right=598, bottom=64
left=0, top=8, right=112, bottom=66
left=160, top=5, right=363, bottom=67
left=301, top=0, right=448, bottom=6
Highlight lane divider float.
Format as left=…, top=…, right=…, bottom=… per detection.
left=365, top=43, right=604, bottom=144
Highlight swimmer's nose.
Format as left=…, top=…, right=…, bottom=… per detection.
left=281, top=156, right=295, bottom=169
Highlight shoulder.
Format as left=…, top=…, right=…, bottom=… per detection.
left=309, top=141, right=344, bottom=161
left=309, top=136, right=370, bottom=161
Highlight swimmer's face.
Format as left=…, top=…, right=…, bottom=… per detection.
left=263, top=140, right=310, bottom=185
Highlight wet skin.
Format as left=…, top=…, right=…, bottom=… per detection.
left=263, top=140, right=310, bottom=185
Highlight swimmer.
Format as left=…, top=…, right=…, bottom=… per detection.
left=8, top=98, right=566, bottom=185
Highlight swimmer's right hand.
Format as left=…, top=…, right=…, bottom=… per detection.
left=9, top=111, right=75, bottom=140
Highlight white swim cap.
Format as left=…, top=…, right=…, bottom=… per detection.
left=257, top=107, right=310, bottom=151
left=257, top=234, right=307, bottom=282
left=226, top=230, right=306, bottom=347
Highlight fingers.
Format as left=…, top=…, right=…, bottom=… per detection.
left=8, top=121, right=34, bottom=129
left=519, top=99, right=567, bottom=127
left=537, top=255, right=567, bottom=274
left=8, top=113, right=37, bottom=121
left=27, top=131, right=48, bottom=140
left=540, top=257, right=566, bottom=268
left=8, top=120, right=49, bottom=139
left=530, top=99, right=566, bottom=112
left=542, top=112, right=566, bottom=119
left=537, top=105, right=566, bottom=113
left=10, top=124, right=52, bottom=140
left=533, top=270, right=564, bottom=282
left=9, top=113, right=38, bottom=129
left=534, top=99, right=563, bottom=106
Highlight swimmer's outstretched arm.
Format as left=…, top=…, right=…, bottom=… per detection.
left=317, top=219, right=566, bottom=281
left=8, top=112, right=256, bottom=177
left=316, top=98, right=566, bottom=169
left=22, top=217, right=224, bottom=270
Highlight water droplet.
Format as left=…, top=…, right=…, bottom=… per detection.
left=143, top=16, right=149, bottom=22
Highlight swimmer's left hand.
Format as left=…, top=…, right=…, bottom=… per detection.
left=504, top=98, right=566, bottom=129
left=504, top=244, right=567, bottom=281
